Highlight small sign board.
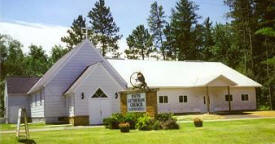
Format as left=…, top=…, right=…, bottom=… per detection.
left=127, top=93, right=146, bottom=112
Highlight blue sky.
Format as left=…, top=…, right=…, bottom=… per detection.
left=0, top=0, right=229, bottom=54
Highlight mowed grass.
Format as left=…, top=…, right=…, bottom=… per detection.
left=0, top=123, right=72, bottom=131
left=1, top=118, right=275, bottom=144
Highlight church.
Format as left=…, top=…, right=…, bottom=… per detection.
left=4, top=39, right=261, bottom=125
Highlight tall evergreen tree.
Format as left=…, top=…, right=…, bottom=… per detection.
left=125, top=25, right=153, bottom=60
left=170, top=0, right=200, bottom=60
left=88, top=0, right=122, bottom=56
left=61, top=15, right=88, bottom=50
left=163, top=24, right=177, bottom=60
left=202, top=17, right=215, bottom=60
left=147, top=1, right=167, bottom=60
left=225, top=0, right=257, bottom=77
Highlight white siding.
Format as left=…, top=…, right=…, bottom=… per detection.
left=157, top=88, right=207, bottom=113
left=72, top=64, right=123, bottom=116
left=157, top=87, right=256, bottom=113
left=30, top=89, right=45, bottom=119
left=7, top=94, right=30, bottom=123
left=44, top=41, right=104, bottom=121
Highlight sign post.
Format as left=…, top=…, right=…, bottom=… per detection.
left=127, top=93, right=146, bottom=112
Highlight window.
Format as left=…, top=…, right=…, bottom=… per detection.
left=37, top=93, right=40, bottom=106
left=203, top=96, right=206, bottom=104
left=179, top=96, right=183, bottom=103
left=241, top=94, right=248, bottom=101
left=225, top=94, right=233, bottom=101
left=40, top=91, right=43, bottom=105
left=159, top=96, right=168, bottom=103
left=92, top=89, right=107, bottom=98
left=179, top=96, right=187, bottom=103
left=184, top=96, right=187, bottom=103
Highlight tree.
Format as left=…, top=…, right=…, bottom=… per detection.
left=201, top=17, right=215, bottom=60
left=163, top=24, right=177, bottom=60
left=125, top=25, right=153, bottom=60
left=88, top=0, right=122, bottom=56
left=147, top=1, right=167, bottom=60
left=61, top=15, right=88, bottom=50
left=225, top=0, right=257, bottom=77
left=170, top=0, right=200, bottom=60
left=24, top=45, right=49, bottom=76
left=49, top=45, right=69, bottom=65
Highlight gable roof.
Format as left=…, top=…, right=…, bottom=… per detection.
left=27, top=40, right=87, bottom=94
left=64, top=62, right=124, bottom=95
left=107, top=59, right=262, bottom=88
left=6, top=76, right=40, bottom=95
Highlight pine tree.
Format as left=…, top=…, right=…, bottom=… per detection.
left=88, top=0, right=122, bottom=56
left=170, top=0, right=200, bottom=60
left=61, top=15, right=88, bottom=50
left=202, top=17, right=215, bottom=60
left=163, top=24, right=177, bottom=60
left=125, top=25, right=153, bottom=60
left=147, top=1, right=167, bottom=60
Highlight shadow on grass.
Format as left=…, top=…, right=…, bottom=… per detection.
left=18, top=139, right=36, bottom=144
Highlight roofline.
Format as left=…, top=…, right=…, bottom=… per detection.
left=137, top=85, right=262, bottom=89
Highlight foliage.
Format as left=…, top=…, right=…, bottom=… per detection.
left=258, top=105, right=271, bottom=111
left=103, top=113, right=124, bottom=129
left=152, top=120, right=161, bottom=130
left=118, top=122, right=130, bottom=133
left=88, top=0, right=122, bottom=56
left=49, top=45, right=69, bottom=64
left=124, top=112, right=144, bottom=129
left=147, top=1, right=167, bottom=59
left=125, top=25, right=154, bottom=60
left=160, top=119, right=180, bottom=130
left=61, top=15, right=88, bottom=50
left=169, top=0, right=200, bottom=60
left=155, top=113, right=174, bottom=122
left=193, top=117, right=203, bottom=127
left=135, top=114, right=153, bottom=130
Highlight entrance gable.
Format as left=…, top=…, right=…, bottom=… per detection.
left=207, top=75, right=237, bottom=87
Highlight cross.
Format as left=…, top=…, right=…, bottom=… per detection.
left=81, top=26, right=92, bottom=39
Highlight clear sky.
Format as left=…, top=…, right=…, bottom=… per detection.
left=0, top=0, right=229, bottom=54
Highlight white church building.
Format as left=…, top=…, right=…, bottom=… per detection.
left=4, top=39, right=261, bottom=124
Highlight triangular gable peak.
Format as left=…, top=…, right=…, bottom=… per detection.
left=206, top=75, right=237, bottom=87
left=28, top=39, right=126, bottom=94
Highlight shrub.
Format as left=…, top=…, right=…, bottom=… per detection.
left=258, top=105, right=271, bottom=111
left=161, top=119, right=179, bottom=130
left=152, top=120, right=161, bottom=130
left=124, top=112, right=144, bottom=129
left=103, top=113, right=124, bottom=129
left=193, top=117, right=203, bottom=127
left=119, top=122, right=130, bottom=133
left=156, top=113, right=174, bottom=122
left=136, top=114, right=153, bottom=130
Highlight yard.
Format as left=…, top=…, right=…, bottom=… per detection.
left=1, top=118, right=275, bottom=144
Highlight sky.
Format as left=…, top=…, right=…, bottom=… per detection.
left=0, top=0, right=229, bottom=55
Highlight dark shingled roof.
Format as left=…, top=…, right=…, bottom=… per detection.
left=6, top=76, right=41, bottom=94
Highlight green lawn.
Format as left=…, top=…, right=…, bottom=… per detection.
left=1, top=118, right=275, bottom=144
left=0, top=123, right=72, bottom=131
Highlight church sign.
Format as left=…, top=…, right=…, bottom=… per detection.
left=127, top=93, right=146, bottom=112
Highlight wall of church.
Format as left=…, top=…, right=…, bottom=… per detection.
left=157, top=87, right=256, bottom=113
left=30, top=89, right=45, bottom=122
left=73, top=64, right=124, bottom=117
left=43, top=42, right=105, bottom=123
